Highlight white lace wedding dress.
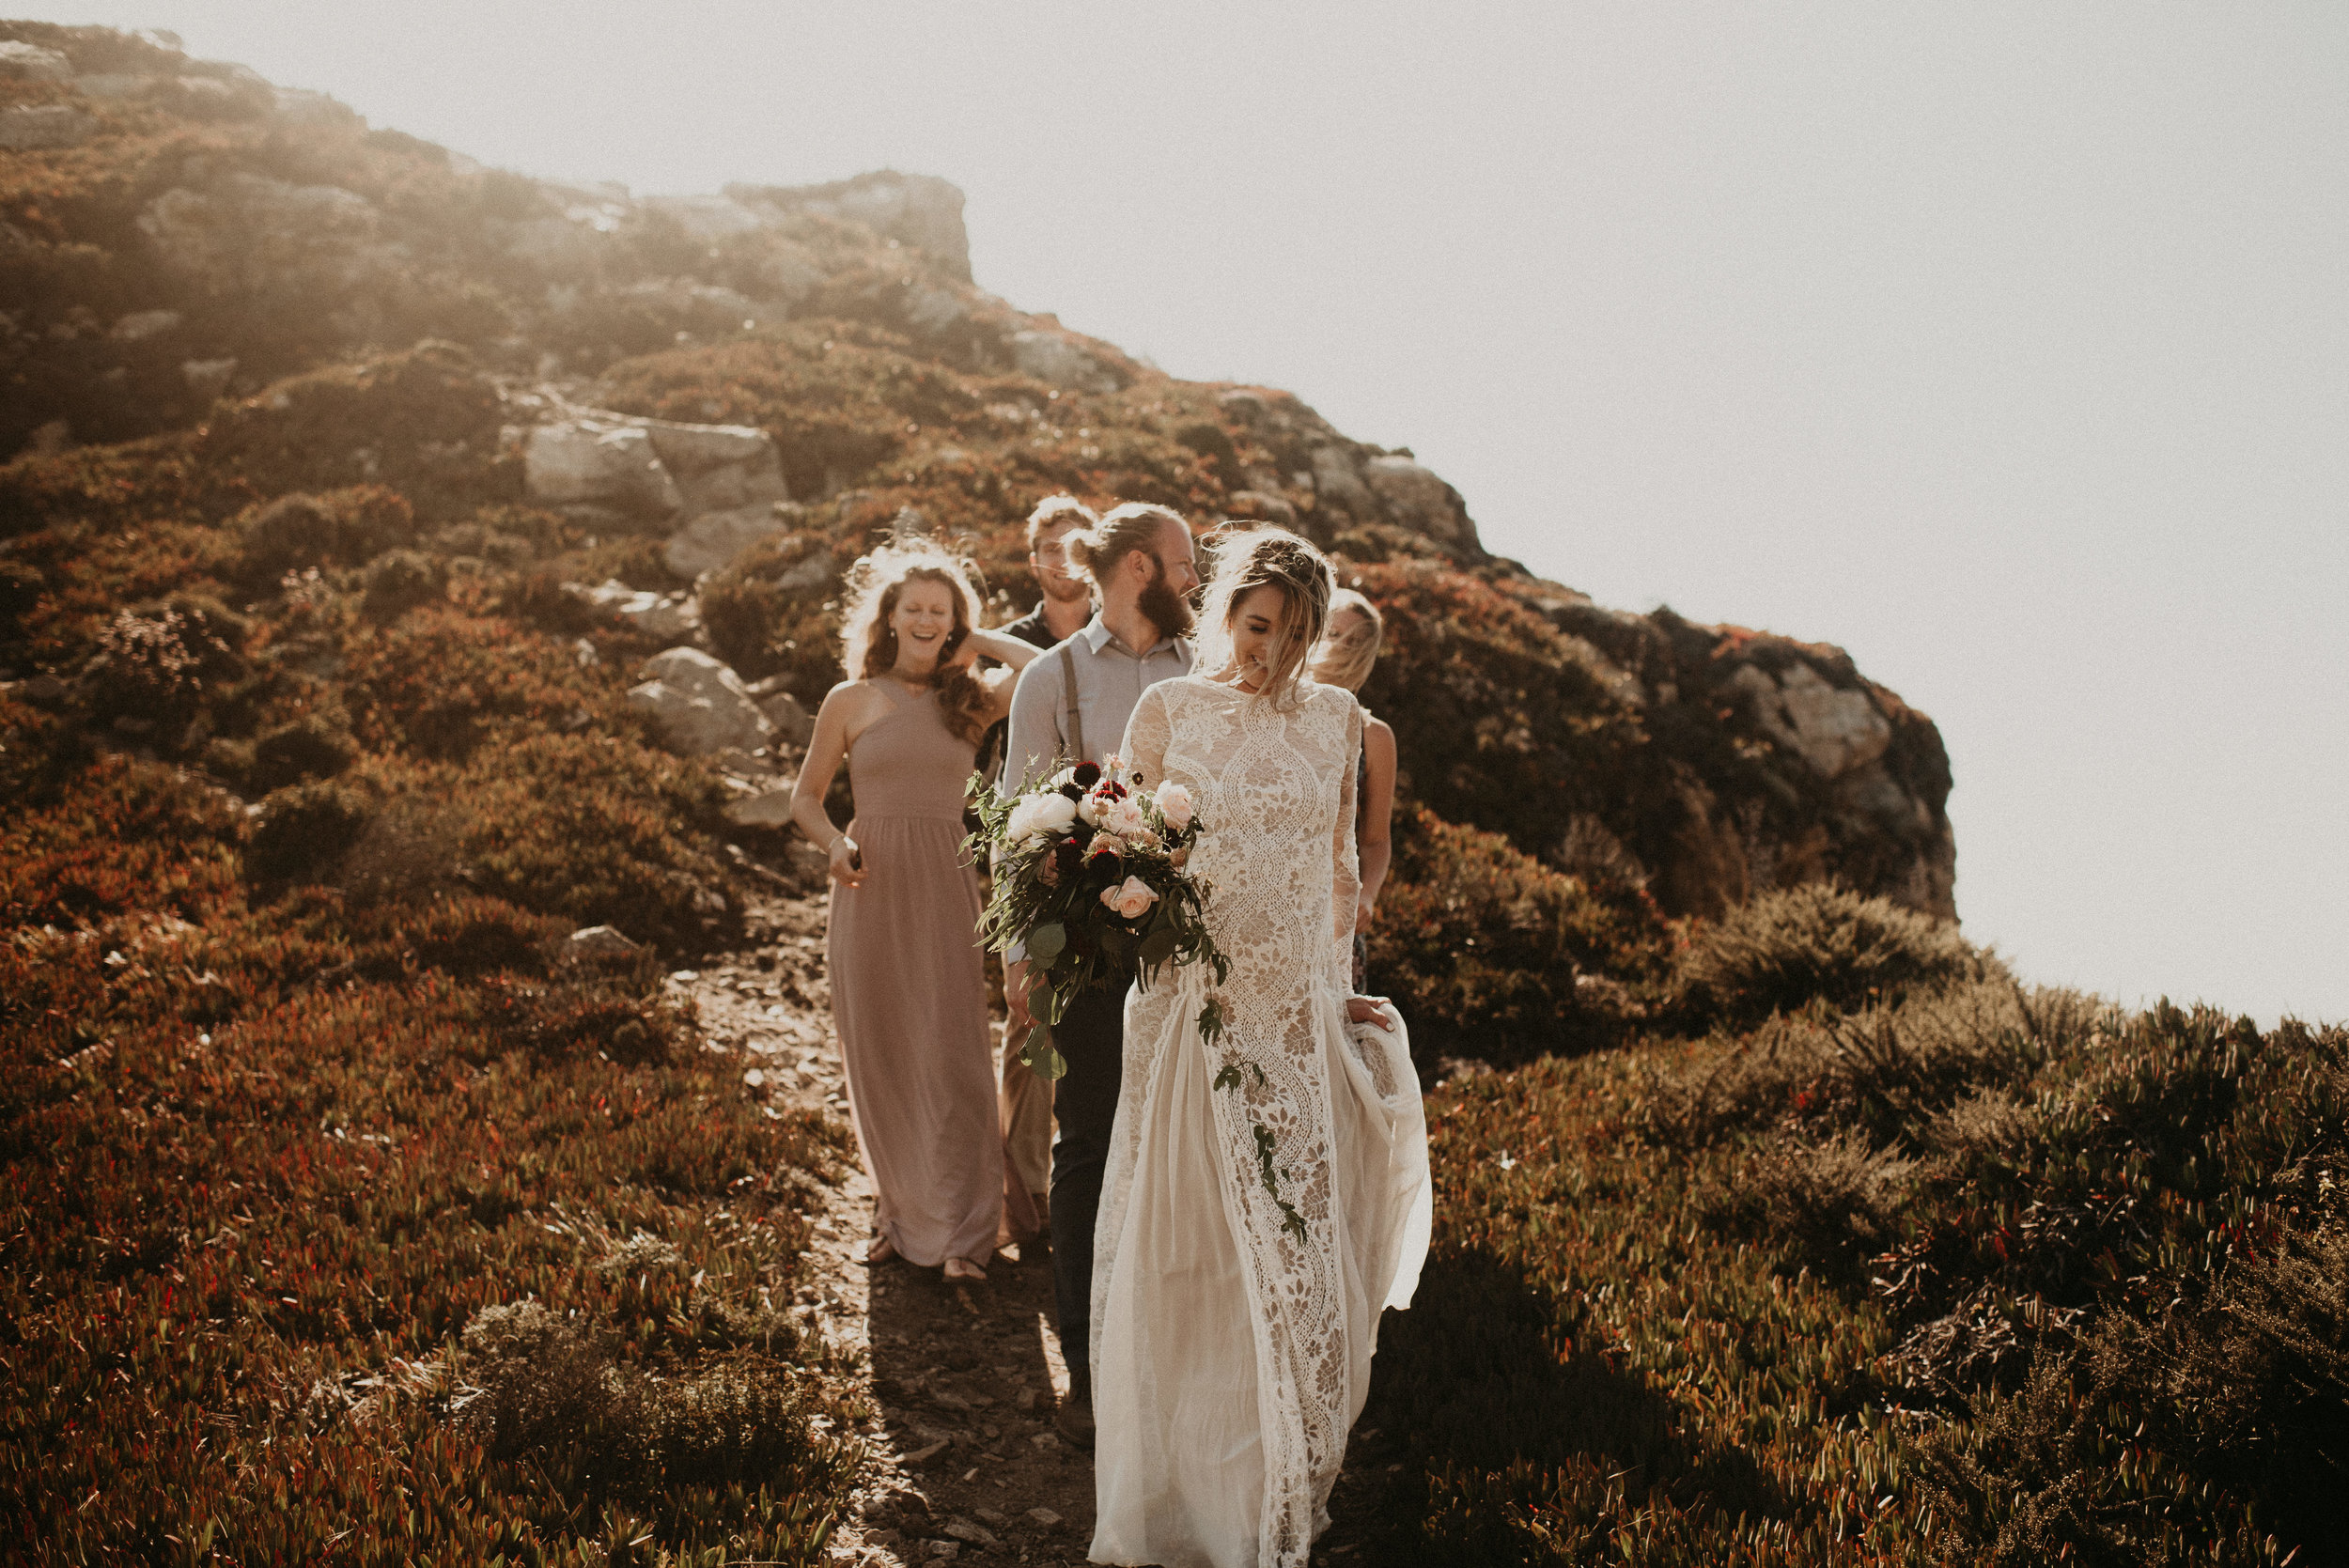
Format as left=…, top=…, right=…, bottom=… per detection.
left=1090, top=675, right=1432, bottom=1568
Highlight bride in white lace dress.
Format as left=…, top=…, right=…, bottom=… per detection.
left=1089, top=529, right=1431, bottom=1568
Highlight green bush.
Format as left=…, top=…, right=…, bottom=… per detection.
left=79, top=593, right=249, bottom=726
left=249, top=708, right=359, bottom=790
left=235, top=486, right=417, bottom=583
left=437, top=732, right=738, bottom=950
left=1646, top=979, right=2060, bottom=1150
left=697, top=528, right=842, bottom=692
left=1366, top=803, right=1676, bottom=1072
left=1676, top=881, right=1983, bottom=1029
left=359, top=547, right=447, bottom=621
left=246, top=778, right=373, bottom=881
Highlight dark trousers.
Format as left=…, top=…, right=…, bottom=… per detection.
left=1049, top=980, right=1126, bottom=1400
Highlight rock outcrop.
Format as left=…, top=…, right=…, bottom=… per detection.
left=626, top=647, right=772, bottom=756
left=0, top=21, right=1962, bottom=923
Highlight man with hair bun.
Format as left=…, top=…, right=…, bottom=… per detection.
left=1003, top=499, right=1201, bottom=1448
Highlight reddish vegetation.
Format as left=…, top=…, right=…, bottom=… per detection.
left=19, top=24, right=2340, bottom=1568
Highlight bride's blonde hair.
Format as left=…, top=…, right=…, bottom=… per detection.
left=837, top=539, right=990, bottom=745
left=1195, top=526, right=1333, bottom=710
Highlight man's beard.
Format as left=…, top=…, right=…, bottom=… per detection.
left=1039, top=572, right=1090, bottom=605
left=1138, top=557, right=1196, bottom=640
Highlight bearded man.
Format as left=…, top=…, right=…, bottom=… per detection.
left=1002, top=501, right=1200, bottom=1448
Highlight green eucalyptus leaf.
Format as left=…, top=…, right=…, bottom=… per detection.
left=1029, top=922, right=1066, bottom=960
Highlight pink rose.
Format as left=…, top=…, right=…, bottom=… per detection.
left=1099, top=876, right=1159, bottom=920
left=1155, top=783, right=1193, bottom=832
left=1106, top=796, right=1152, bottom=842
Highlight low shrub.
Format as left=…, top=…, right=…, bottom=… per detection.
left=246, top=778, right=374, bottom=882
left=466, top=972, right=689, bottom=1067
left=360, top=547, right=448, bottom=621
left=698, top=528, right=842, bottom=692
left=1646, top=979, right=2060, bottom=1149
left=340, top=605, right=621, bottom=760
left=1366, top=803, right=1676, bottom=1072
left=1907, top=1251, right=2349, bottom=1568
left=0, top=737, right=854, bottom=1563
left=78, top=593, right=249, bottom=726
left=1676, top=881, right=1984, bottom=1029
left=458, top=1296, right=835, bottom=1514
left=1334, top=1004, right=2349, bottom=1566
left=234, top=485, right=417, bottom=584
left=249, top=707, right=359, bottom=789
left=193, top=342, right=516, bottom=521
left=426, top=731, right=736, bottom=950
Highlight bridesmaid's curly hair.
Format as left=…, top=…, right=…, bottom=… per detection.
left=838, top=541, right=992, bottom=746
left=1196, top=526, right=1334, bottom=711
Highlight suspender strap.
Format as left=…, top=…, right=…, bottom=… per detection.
left=1057, top=641, right=1086, bottom=764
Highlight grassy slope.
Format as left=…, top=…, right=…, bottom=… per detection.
left=1333, top=907, right=2349, bottom=1567
left=8, top=25, right=2341, bottom=1567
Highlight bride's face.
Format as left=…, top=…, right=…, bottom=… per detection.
left=890, top=580, right=958, bottom=671
left=1226, top=584, right=1290, bottom=689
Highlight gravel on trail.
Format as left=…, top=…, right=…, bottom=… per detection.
left=692, top=892, right=1386, bottom=1566
left=684, top=893, right=1096, bottom=1567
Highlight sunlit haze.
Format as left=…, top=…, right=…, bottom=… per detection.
left=21, top=1, right=2346, bottom=1023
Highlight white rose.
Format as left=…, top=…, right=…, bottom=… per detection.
left=1155, top=783, right=1193, bottom=833
left=1007, top=792, right=1078, bottom=843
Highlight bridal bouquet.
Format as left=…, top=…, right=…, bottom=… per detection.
left=965, top=757, right=1230, bottom=1079
left=966, top=758, right=1306, bottom=1240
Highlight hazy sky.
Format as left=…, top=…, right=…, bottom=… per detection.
left=23, top=3, right=2348, bottom=1023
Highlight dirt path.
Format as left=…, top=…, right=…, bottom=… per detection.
left=687, top=890, right=1391, bottom=1565
left=683, top=892, right=1097, bottom=1566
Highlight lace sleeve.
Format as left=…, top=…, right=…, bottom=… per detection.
left=1330, top=691, right=1363, bottom=995
left=1119, top=679, right=1174, bottom=787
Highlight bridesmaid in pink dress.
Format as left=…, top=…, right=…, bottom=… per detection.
left=789, top=541, right=1041, bottom=1282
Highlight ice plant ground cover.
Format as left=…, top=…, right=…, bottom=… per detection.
left=1317, top=897, right=2349, bottom=1565
left=2, top=30, right=2342, bottom=1550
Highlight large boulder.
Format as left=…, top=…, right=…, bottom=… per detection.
left=0, top=40, right=72, bottom=81
left=748, top=682, right=816, bottom=748
left=1308, top=446, right=1376, bottom=524
left=663, top=503, right=796, bottom=581
left=566, top=578, right=700, bottom=640
left=524, top=421, right=683, bottom=517
left=524, top=412, right=784, bottom=526
left=1009, top=331, right=1125, bottom=395
left=722, top=787, right=797, bottom=828
left=627, top=647, right=771, bottom=755
left=1721, top=661, right=1892, bottom=780
left=642, top=420, right=787, bottom=516
left=1363, top=455, right=1480, bottom=551
left=0, top=104, right=96, bottom=150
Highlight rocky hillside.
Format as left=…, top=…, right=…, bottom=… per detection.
left=0, top=18, right=1955, bottom=942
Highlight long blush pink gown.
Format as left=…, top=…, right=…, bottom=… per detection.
left=827, top=678, right=1002, bottom=1265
